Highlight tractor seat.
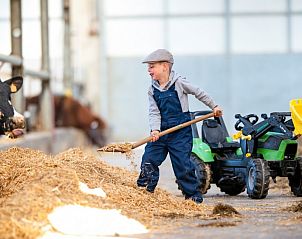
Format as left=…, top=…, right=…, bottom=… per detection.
left=202, top=119, right=240, bottom=151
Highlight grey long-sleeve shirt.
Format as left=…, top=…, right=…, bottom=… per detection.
left=148, top=70, right=217, bottom=131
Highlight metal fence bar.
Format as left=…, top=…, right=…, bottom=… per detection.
left=40, top=0, right=53, bottom=131
left=2, top=0, right=53, bottom=132
left=0, top=54, right=50, bottom=80
left=24, top=69, right=50, bottom=80
left=10, top=0, right=23, bottom=111
left=0, top=54, right=22, bottom=65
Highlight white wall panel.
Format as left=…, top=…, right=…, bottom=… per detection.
left=104, top=0, right=163, bottom=16
left=231, top=17, right=287, bottom=53
left=168, top=0, right=224, bottom=14
left=0, top=0, right=10, bottom=19
left=106, top=19, right=164, bottom=56
left=49, top=0, right=63, bottom=18
left=231, top=0, right=286, bottom=12
left=168, top=17, right=225, bottom=54
left=0, top=0, right=11, bottom=55
left=23, top=21, right=41, bottom=60
left=0, top=23, right=11, bottom=54
left=292, top=16, right=302, bottom=52
left=22, top=0, right=40, bottom=18
left=292, top=0, right=302, bottom=11
left=49, top=20, right=64, bottom=58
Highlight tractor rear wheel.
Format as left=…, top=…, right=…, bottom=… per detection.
left=190, top=154, right=211, bottom=194
left=289, top=157, right=302, bottom=196
left=246, top=158, right=270, bottom=199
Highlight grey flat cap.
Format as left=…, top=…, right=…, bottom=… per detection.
left=142, top=49, right=174, bottom=64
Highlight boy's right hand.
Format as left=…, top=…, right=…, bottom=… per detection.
left=150, top=130, right=160, bottom=142
left=214, top=106, right=223, bottom=117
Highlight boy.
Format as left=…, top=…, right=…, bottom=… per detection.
left=137, top=49, right=223, bottom=203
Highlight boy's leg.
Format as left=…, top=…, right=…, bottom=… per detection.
left=137, top=138, right=168, bottom=192
left=168, top=127, right=203, bottom=203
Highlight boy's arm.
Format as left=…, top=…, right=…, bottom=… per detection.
left=148, top=89, right=161, bottom=131
left=180, top=78, right=217, bottom=109
left=179, top=78, right=223, bottom=116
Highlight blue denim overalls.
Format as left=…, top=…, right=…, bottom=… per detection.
left=137, top=83, right=202, bottom=200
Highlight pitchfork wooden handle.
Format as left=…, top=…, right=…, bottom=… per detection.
left=131, top=112, right=214, bottom=149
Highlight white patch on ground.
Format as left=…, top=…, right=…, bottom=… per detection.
left=40, top=231, right=139, bottom=239
left=79, top=182, right=106, bottom=198
left=46, top=205, right=148, bottom=237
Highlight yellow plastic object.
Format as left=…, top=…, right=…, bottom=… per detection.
left=290, top=99, right=302, bottom=136
left=233, top=131, right=242, bottom=140
left=241, top=135, right=252, bottom=140
left=232, top=131, right=252, bottom=140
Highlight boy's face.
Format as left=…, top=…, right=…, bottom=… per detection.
left=147, top=62, right=169, bottom=81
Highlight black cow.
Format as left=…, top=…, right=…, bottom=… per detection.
left=0, top=76, right=25, bottom=137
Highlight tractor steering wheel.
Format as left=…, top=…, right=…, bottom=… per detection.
left=234, top=114, right=259, bottom=131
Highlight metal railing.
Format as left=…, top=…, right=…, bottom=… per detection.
left=0, top=0, right=53, bottom=131
left=0, top=54, right=50, bottom=80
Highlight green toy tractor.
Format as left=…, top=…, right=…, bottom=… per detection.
left=190, top=101, right=302, bottom=199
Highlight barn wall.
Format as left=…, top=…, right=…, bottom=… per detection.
left=107, top=53, right=302, bottom=141
left=0, top=128, right=90, bottom=154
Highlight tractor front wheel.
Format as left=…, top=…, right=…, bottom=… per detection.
left=190, top=154, right=212, bottom=194
left=246, top=158, right=270, bottom=199
left=289, top=157, right=302, bottom=196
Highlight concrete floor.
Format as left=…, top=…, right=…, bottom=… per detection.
left=97, top=146, right=302, bottom=239
left=2, top=132, right=301, bottom=239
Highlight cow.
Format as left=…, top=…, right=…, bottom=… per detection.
left=0, top=76, right=25, bottom=138
left=25, top=95, right=108, bottom=147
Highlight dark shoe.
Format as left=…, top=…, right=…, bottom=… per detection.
left=137, top=178, right=155, bottom=193
left=137, top=185, right=154, bottom=193
left=137, top=173, right=148, bottom=187
left=146, top=186, right=155, bottom=193
left=190, top=195, right=203, bottom=204
left=137, top=181, right=147, bottom=187
left=185, top=193, right=203, bottom=204
left=137, top=184, right=146, bottom=190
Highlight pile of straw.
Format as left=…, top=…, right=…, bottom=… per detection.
left=0, top=147, right=209, bottom=239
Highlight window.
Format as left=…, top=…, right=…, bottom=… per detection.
left=292, top=16, right=302, bottom=52
left=0, top=0, right=10, bottom=19
left=168, top=0, right=224, bottom=14
left=0, top=23, right=11, bottom=54
left=169, top=17, right=225, bottom=54
left=231, top=0, right=286, bottom=13
left=106, top=19, right=164, bottom=56
left=292, top=0, right=302, bottom=11
left=105, top=0, right=163, bottom=16
left=22, top=0, right=40, bottom=19
left=231, top=16, right=287, bottom=53
left=23, top=21, right=41, bottom=59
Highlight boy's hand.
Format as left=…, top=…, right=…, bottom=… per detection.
left=150, top=130, right=160, bottom=142
left=214, top=106, right=223, bottom=117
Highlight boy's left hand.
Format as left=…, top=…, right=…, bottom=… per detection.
left=214, top=106, right=223, bottom=117
left=150, top=130, right=160, bottom=142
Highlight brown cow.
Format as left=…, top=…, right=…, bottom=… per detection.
left=26, top=95, right=108, bottom=147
